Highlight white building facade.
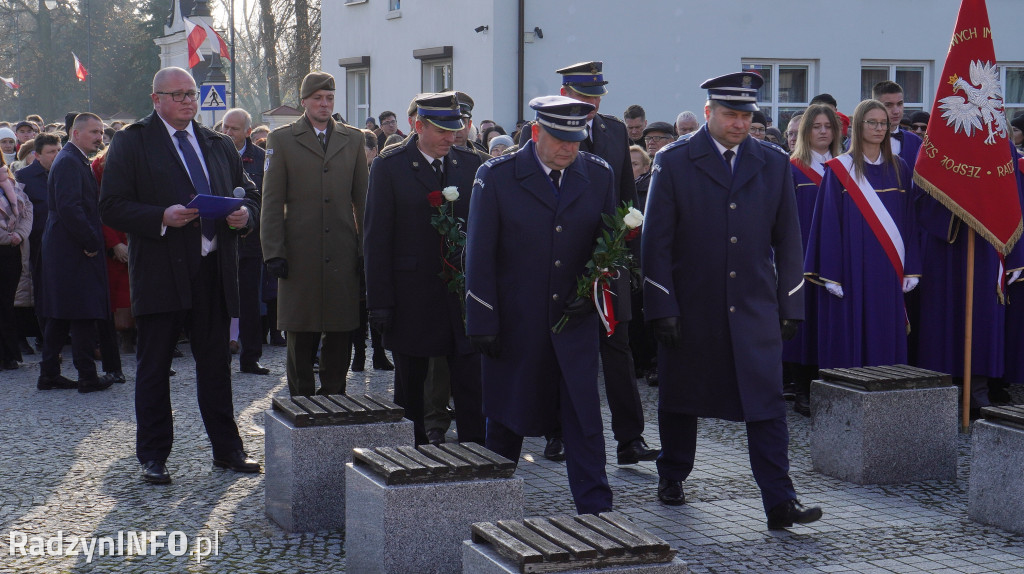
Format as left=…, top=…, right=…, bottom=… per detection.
left=322, top=0, right=1023, bottom=132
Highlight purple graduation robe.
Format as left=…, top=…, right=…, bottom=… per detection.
left=804, top=156, right=921, bottom=369
left=782, top=160, right=822, bottom=365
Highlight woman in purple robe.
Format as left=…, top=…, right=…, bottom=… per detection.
left=804, top=99, right=921, bottom=369
left=785, top=105, right=843, bottom=414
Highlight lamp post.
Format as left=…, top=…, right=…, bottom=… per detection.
left=40, top=0, right=57, bottom=120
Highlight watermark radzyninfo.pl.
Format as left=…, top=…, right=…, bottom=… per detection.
left=7, top=530, right=222, bottom=563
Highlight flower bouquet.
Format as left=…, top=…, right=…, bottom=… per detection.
left=552, top=202, right=644, bottom=335
left=428, top=186, right=467, bottom=305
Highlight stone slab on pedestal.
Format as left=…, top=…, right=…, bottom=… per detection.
left=810, top=379, right=957, bottom=484
left=345, top=461, right=524, bottom=574
left=462, top=542, right=688, bottom=574
left=264, top=409, right=414, bottom=532
left=969, top=418, right=1024, bottom=535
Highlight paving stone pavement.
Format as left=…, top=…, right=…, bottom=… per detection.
left=1, top=342, right=1023, bottom=573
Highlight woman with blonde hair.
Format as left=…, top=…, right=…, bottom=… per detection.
left=803, top=99, right=920, bottom=369
left=784, top=104, right=843, bottom=414
left=0, top=154, right=32, bottom=369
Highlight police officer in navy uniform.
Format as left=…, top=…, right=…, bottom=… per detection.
left=642, top=72, right=823, bottom=530
left=364, top=92, right=486, bottom=446
left=466, top=96, right=616, bottom=515
left=554, top=61, right=658, bottom=465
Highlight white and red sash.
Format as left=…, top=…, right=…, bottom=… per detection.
left=827, top=155, right=905, bottom=280
left=791, top=158, right=823, bottom=187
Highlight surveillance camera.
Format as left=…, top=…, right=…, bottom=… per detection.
left=475, top=25, right=489, bottom=33
left=534, top=27, right=543, bottom=39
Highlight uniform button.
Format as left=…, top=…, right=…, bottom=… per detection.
left=555, top=225, right=563, bottom=232
left=554, top=260, right=562, bottom=268
left=729, top=306, right=736, bottom=313
left=729, top=202, right=737, bottom=210
left=729, top=271, right=736, bottom=278
left=730, top=236, right=737, bottom=243
left=552, top=293, right=560, bottom=301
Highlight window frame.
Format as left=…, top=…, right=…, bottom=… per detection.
left=339, top=56, right=371, bottom=128
left=998, top=61, right=1024, bottom=126
left=860, top=60, right=931, bottom=114
left=413, top=46, right=454, bottom=94
left=741, top=59, right=816, bottom=131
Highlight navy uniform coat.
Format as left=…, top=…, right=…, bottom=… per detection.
left=39, top=143, right=109, bottom=320
left=238, top=138, right=265, bottom=259
left=641, top=127, right=804, bottom=422
left=99, top=112, right=259, bottom=318
left=364, top=134, right=483, bottom=356
left=465, top=140, right=617, bottom=437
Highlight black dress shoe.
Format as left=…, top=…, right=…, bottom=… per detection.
left=169, top=368, right=177, bottom=376
left=426, top=428, right=447, bottom=446
left=766, top=499, right=822, bottom=530
left=240, top=362, right=271, bottom=375
left=372, top=351, right=394, bottom=371
left=37, top=374, right=78, bottom=390
left=19, top=339, right=34, bottom=355
left=543, top=436, right=565, bottom=462
left=794, top=393, right=811, bottom=417
left=989, top=385, right=1012, bottom=405
left=213, top=450, right=261, bottom=473
left=646, top=370, right=659, bottom=387
left=782, top=381, right=797, bottom=401
left=657, top=478, right=685, bottom=506
left=2, top=360, right=20, bottom=370
left=269, top=332, right=286, bottom=347
left=79, top=374, right=116, bottom=393
left=617, top=438, right=660, bottom=465
left=106, top=371, right=127, bottom=384
left=351, top=354, right=365, bottom=372
left=142, top=460, right=171, bottom=484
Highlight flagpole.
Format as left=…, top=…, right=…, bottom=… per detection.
left=962, top=228, right=976, bottom=431
left=86, top=0, right=92, bottom=112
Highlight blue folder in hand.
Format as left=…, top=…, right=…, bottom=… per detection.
left=186, top=195, right=245, bottom=219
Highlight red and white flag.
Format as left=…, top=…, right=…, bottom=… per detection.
left=202, top=21, right=232, bottom=61
left=913, top=0, right=1022, bottom=255
left=72, top=52, right=88, bottom=81
left=182, top=17, right=207, bottom=68
left=0, top=76, right=19, bottom=90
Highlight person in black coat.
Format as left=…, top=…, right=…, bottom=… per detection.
left=37, top=114, right=115, bottom=393
left=99, top=67, right=261, bottom=485
left=642, top=72, right=821, bottom=530
left=221, top=108, right=269, bottom=375
left=555, top=61, right=657, bottom=465
left=15, top=133, right=61, bottom=338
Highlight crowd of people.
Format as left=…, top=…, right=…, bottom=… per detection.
left=2, top=60, right=1023, bottom=530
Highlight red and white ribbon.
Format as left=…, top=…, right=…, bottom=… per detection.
left=593, top=270, right=619, bottom=337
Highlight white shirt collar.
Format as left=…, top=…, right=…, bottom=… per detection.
left=864, top=152, right=885, bottom=165
left=709, top=135, right=739, bottom=160
left=810, top=149, right=832, bottom=165
left=158, top=115, right=195, bottom=141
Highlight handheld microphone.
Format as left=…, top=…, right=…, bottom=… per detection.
left=229, top=187, right=246, bottom=229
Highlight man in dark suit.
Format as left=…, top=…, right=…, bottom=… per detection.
left=642, top=71, right=821, bottom=530
left=15, top=133, right=61, bottom=341
left=220, top=108, right=269, bottom=375
left=99, top=67, right=261, bottom=484
left=466, top=96, right=616, bottom=515
left=364, top=92, right=485, bottom=446
left=555, top=61, right=657, bottom=465
left=37, top=113, right=115, bottom=393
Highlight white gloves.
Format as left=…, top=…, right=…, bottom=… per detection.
left=826, top=283, right=844, bottom=298
left=1009, top=269, right=1023, bottom=285
left=902, top=277, right=920, bottom=293
left=113, top=243, right=129, bottom=264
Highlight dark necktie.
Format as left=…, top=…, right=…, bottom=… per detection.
left=723, top=149, right=735, bottom=176
left=173, top=130, right=215, bottom=240
left=891, top=129, right=904, bottom=143
left=431, top=159, right=444, bottom=186
left=317, top=131, right=327, bottom=150
left=550, top=169, right=561, bottom=191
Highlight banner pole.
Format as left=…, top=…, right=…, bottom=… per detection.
left=962, top=228, right=976, bottom=431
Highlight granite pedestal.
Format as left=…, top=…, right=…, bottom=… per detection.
left=810, top=367, right=957, bottom=485
left=345, top=444, right=524, bottom=574
left=264, top=408, right=414, bottom=532
left=462, top=542, right=688, bottom=574
left=969, top=416, right=1024, bottom=534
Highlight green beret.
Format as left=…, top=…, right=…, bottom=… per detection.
left=300, top=72, right=335, bottom=99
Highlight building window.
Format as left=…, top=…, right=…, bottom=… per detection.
left=413, top=46, right=453, bottom=93
left=1000, top=63, right=1024, bottom=125
left=339, top=56, right=370, bottom=128
left=742, top=60, right=814, bottom=131
left=347, top=69, right=370, bottom=128
left=861, top=62, right=929, bottom=114
left=389, top=0, right=400, bottom=10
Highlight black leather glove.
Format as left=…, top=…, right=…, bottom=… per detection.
left=780, top=319, right=801, bottom=341
left=266, top=257, right=289, bottom=280
left=563, top=296, right=594, bottom=316
left=470, top=335, right=501, bottom=358
left=652, top=317, right=681, bottom=350
left=369, top=308, right=394, bottom=337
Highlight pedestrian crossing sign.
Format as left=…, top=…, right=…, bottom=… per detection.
left=200, top=84, right=227, bottom=111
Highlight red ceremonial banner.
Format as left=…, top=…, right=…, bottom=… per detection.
left=913, top=0, right=1022, bottom=256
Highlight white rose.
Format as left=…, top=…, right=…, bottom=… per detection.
left=623, top=207, right=644, bottom=229
left=442, top=186, right=460, bottom=202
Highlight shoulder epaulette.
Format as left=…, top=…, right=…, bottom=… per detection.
left=598, top=112, right=624, bottom=126
left=580, top=151, right=611, bottom=170
left=658, top=137, right=690, bottom=155
left=482, top=153, right=515, bottom=169
left=378, top=143, right=404, bottom=159
left=757, top=139, right=789, bottom=156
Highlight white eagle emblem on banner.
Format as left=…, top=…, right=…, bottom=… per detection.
left=938, top=60, right=1008, bottom=145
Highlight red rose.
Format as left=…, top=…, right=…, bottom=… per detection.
left=427, top=191, right=444, bottom=207
left=625, top=227, right=641, bottom=242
